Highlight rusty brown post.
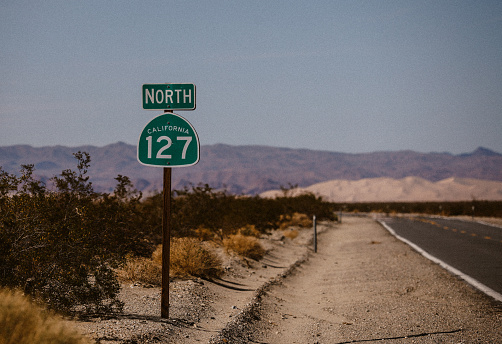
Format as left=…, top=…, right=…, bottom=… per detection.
left=161, top=166, right=171, bottom=318
left=161, top=108, right=173, bottom=319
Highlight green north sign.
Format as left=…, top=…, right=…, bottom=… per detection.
left=137, top=113, right=200, bottom=167
left=142, top=84, right=196, bottom=110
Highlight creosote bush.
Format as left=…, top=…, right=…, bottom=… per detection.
left=1, top=154, right=338, bottom=315
left=337, top=200, right=502, bottom=218
left=194, top=226, right=218, bottom=241
left=237, top=224, right=261, bottom=238
left=278, top=212, right=313, bottom=229
left=0, top=153, right=147, bottom=315
left=138, top=184, right=337, bottom=243
left=0, top=288, right=92, bottom=344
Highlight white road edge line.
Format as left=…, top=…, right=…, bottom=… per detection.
left=378, top=220, right=502, bottom=303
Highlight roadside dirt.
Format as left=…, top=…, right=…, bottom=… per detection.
left=75, top=216, right=501, bottom=343
left=244, top=216, right=501, bottom=343
left=74, top=225, right=315, bottom=343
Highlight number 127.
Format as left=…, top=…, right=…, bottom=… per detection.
left=145, top=135, right=192, bottom=159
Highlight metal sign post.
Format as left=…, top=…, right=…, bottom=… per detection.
left=161, top=166, right=171, bottom=318
left=138, top=84, right=198, bottom=319
left=161, top=111, right=172, bottom=319
left=313, top=215, right=317, bottom=253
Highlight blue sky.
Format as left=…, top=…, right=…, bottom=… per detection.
left=1, top=1, right=501, bottom=154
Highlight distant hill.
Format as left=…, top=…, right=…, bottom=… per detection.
left=1, top=143, right=501, bottom=197
left=261, top=177, right=502, bottom=202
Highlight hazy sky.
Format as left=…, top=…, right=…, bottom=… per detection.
left=1, top=1, right=501, bottom=154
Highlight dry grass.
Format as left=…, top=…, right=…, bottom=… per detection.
left=0, top=288, right=92, bottom=344
left=223, top=234, right=265, bottom=260
left=167, top=238, right=223, bottom=278
left=118, top=238, right=223, bottom=283
left=282, top=228, right=299, bottom=239
left=194, top=226, right=217, bottom=241
left=117, top=255, right=162, bottom=286
left=237, top=224, right=261, bottom=237
left=278, top=212, right=313, bottom=230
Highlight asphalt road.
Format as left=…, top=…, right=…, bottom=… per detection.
left=381, top=217, right=502, bottom=298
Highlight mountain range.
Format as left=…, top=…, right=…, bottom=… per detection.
left=1, top=143, right=501, bottom=198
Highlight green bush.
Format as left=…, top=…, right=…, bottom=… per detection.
left=278, top=212, right=313, bottom=229
left=138, top=184, right=336, bottom=242
left=337, top=201, right=502, bottom=217
left=0, top=153, right=148, bottom=315
left=0, top=154, right=339, bottom=315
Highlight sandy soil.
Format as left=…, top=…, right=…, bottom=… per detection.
left=261, top=177, right=502, bottom=202
left=75, top=217, right=501, bottom=343
left=245, top=217, right=501, bottom=344
left=74, top=226, right=314, bottom=343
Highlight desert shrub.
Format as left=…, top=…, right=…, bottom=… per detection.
left=223, top=234, right=265, bottom=260
left=153, top=239, right=223, bottom=279
left=0, top=153, right=149, bottom=315
left=134, top=192, right=164, bottom=247
left=0, top=288, right=92, bottom=344
left=170, top=185, right=275, bottom=237
left=278, top=212, right=313, bottom=229
left=0, top=154, right=339, bottom=315
left=237, top=224, right=261, bottom=238
left=171, top=184, right=229, bottom=237
left=337, top=201, right=502, bottom=218
left=116, top=256, right=162, bottom=286
left=195, top=226, right=218, bottom=241
left=275, top=193, right=337, bottom=222
left=139, top=184, right=336, bottom=244
left=282, top=229, right=299, bottom=240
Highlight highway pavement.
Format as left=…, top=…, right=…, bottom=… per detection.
left=381, top=216, right=502, bottom=301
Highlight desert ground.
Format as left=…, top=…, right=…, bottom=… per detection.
left=261, top=177, right=502, bottom=202
left=75, top=216, right=501, bottom=343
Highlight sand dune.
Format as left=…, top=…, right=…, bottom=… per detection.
left=261, top=177, right=502, bottom=202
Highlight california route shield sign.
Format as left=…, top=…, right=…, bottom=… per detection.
left=137, top=113, right=200, bottom=167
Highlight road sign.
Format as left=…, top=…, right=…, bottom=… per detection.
left=142, top=84, right=196, bottom=110
left=137, top=113, right=200, bottom=167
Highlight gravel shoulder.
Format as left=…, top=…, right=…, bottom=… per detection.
left=73, top=226, right=315, bottom=343
left=74, top=216, right=501, bottom=343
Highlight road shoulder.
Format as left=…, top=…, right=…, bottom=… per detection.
left=247, top=216, right=501, bottom=343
